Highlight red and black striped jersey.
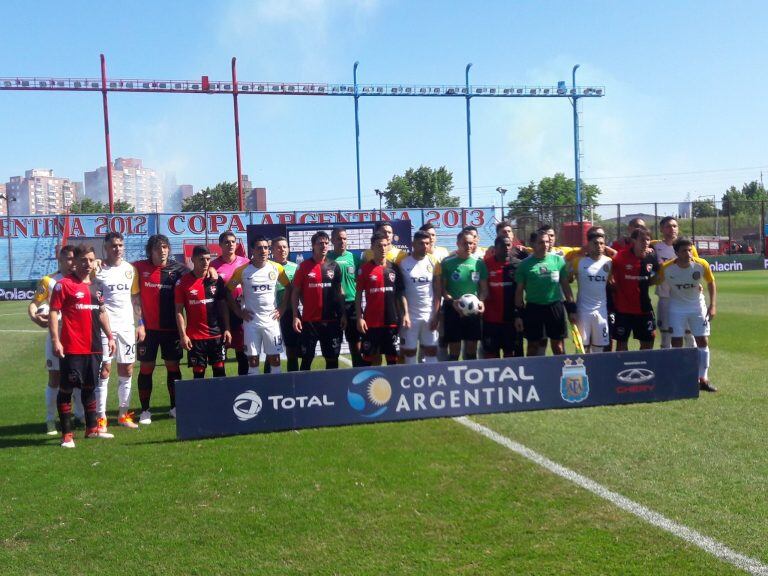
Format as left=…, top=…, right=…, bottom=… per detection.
left=174, top=272, right=226, bottom=340
left=293, top=258, right=343, bottom=322
left=357, top=260, right=405, bottom=328
left=49, top=274, right=105, bottom=355
left=611, top=250, right=659, bottom=315
left=484, top=257, right=522, bottom=324
left=134, top=259, right=188, bottom=331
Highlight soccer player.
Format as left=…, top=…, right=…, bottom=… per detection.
left=441, top=230, right=488, bottom=361
left=210, top=231, right=250, bottom=375
left=608, top=227, right=660, bottom=351
left=657, top=237, right=718, bottom=392
left=568, top=229, right=612, bottom=353
left=418, top=222, right=450, bottom=262
left=28, top=244, right=84, bottom=434
left=483, top=235, right=524, bottom=358
left=291, top=231, right=345, bottom=371
left=133, top=234, right=188, bottom=424
left=652, top=216, right=698, bottom=349
left=514, top=230, right=577, bottom=356
left=484, top=220, right=528, bottom=262
left=357, top=232, right=409, bottom=365
left=175, top=246, right=229, bottom=379
left=612, top=217, right=646, bottom=252
left=95, top=232, right=140, bottom=431
left=398, top=230, right=441, bottom=364
left=49, top=244, right=116, bottom=448
left=224, top=236, right=289, bottom=375
left=329, top=227, right=364, bottom=367
left=265, top=236, right=299, bottom=372
left=361, top=221, right=405, bottom=263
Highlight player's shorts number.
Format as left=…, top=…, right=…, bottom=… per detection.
left=125, top=343, right=136, bottom=357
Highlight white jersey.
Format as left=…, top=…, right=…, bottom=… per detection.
left=659, top=257, right=714, bottom=311
left=227, top=261, right=289, bottom=326
left=96, top=261, right=138, bottom=331
left=570, top=254, right=611, bottom=313
left=399, top=254, right=441, bottom=320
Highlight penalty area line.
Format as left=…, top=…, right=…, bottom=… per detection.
left=455, top=416, right=768, bottom=576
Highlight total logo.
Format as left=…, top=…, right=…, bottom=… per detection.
left=233, top=390, right=263, bottom=421
left=347, top=370, right=392, bottom=418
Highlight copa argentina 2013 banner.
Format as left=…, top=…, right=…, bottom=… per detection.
left=175, top=349, right=699, bottom=440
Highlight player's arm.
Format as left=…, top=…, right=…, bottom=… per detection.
left=559, top=270, right=577, bottom=324
left=291, top=271, right=303, bottom=333
left=226, top=265, right=253, bottom=322
left=702, top=262, right=717, bottom=319
left=48, top=309, right=64, bottom=358
left=175, top=302, right=192, bottom=351
left=28, top=278, right=50, bottom=328
left=477, top=278, right=488, bottom=314
left=333, top=264, right=347, bottom=330
left=355, top=286, right=367, bottom=334
left=98, top=303, right=116, bottom=357
left=513, top=282, right=525, bottom=333
left=131, top=269, right=145, bottom=342
left=429, top=269, right=442, bottom=330
left=277, top=270, right=291, bottom=318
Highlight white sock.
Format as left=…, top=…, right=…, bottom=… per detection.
left=72, top=388, right=84, bottom=419
left=589, top=345, right=604, bottom=354
left=403, top=355, right=418, bottom=365
left=248, top=365, right=260, bottom=375
left=660, top=332, right=671, bottom=349
left=685, top=332, right=696, bottom=348
left=96, top=377, right=109, bottom=417
left=45, top=386, right=58, bottom=421
left=117, top=376, right=132, bottom=411
left=698, top=347, right=710, bottom=380
left=270, top=364, right=282, bottom=374
left=424, top=356, right=438, bottom=363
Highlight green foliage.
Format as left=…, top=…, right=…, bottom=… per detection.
left=508, top=173, right=601, bottom=223
left=692, top=199, right=718, bottom=218
left=721, top=181, right=767, bottom=215
left=68, top=198, right=134, bottom=213
left=182, top=181, right=239, bottom=212
left=383, top=166, right=459, bottom=209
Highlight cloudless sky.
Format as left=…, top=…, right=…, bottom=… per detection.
left=2, top=0, right=767, bottom=211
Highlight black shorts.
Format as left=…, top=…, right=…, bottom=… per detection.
left=361, top=326, right=399, bottom=358
left=280, top=308, right=300, bottom=349
left=482, top=321, right=523, bottom=356
left=60, top=353, right=101, bottom=393
left=343, top=301, right=360, bottom=346
left=188, top=337, right=226, bottom=368
left=443, top=301, right=482, bottom=343
left=613, top=312, right=656, bottom=342
left=300, top=321, right=343, bottom=359
left=137, top=329, right=183, bottom=362
left=523, top=302, right=567, bottom=342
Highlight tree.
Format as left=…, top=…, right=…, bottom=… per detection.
left=507, top=173, right=601, bottom=223
left=182, top=182, right=239, bottom=212
left=114, top=200, right=135, bottom=213
left=692, top=199, right=717, bottom=218
left=67, top=198, right=134, bottom=214
left=383, top=166, right=459, bottom=209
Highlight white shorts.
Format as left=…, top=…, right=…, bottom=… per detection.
left=657, top=297, right=671, bottom=332
left=45, top=333, right=60, bottom=371
left=575, top=309, right=610, bottom=347
left=244, top=321, right=285, bottom=357
left=400, top=318, right=439, bottom=350
left=669, top=305, right=710, bottom=338
left=102, top=328, right=137, bottom=364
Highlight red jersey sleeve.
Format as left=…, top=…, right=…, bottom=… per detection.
left=50, top=281, right=65, bottom=311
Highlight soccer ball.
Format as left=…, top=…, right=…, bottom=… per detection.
left=36, top=303, right=50, bottom=317
left=456, top=294, right=481, bottom=316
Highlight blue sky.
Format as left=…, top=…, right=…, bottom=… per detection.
left=2, top=0, right=767, bottom=212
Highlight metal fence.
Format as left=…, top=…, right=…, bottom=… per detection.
left=505, top=200, right=767, bottom=256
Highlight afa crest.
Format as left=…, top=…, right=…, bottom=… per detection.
left=560, top=357, right=589, bottom=403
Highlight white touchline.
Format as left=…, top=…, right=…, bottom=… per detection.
left=0, top=329, right=44, bottom=333
left=455, top=416, right=768, bottom=576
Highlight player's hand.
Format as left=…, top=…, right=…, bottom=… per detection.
left=568, top=313, right=577, bottom=325
left=707, top=305, right=716, bottom=320
left=402, top=313, right=411, bottom=330
left=223, top=330, right=232, bottom=346
left=33, top=312, right=49, bottom=328
left=240, top=306, right=255, bottom=322
left=182, top=335, right=193, bottom=351
left=271, top=308, right=280, bottom=320
left=451, top=300, right=462, bottom=313
left=108, top=338, right=117, bottom=357
left=53, top=341, right=65, bottom=358
left=207, top=267, right=219, bottom=281
left=136, top=324, right=146, bottom=343
left=293, top=317, right=303, bottom=333
left=429, top=314, right=439, bottom=331
left=357, top=318, right=368, bottom=334
left=514, top=317, right=524, bottom=333
left=476, top=301, right=485, bottom=314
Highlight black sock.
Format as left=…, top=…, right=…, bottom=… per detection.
left=236, top=350, right=249, bottom=376
left=463, top=352, right=477, bottom=361
left=57, top=391, right=73, bottom=435
left=448, top=354, right=460, bottom=361
left=212, top=365, right=226, bottom=378
left=325, top=358, right=339, bottom=370
left=167, top=370, right=181, bottom=409
left=263, top=362, right=271, bottom=374
left=138, top=373, right=153, bottom=411
left=287, top=357, right=299, bottom=372
left=300, top=357, right=313, bottom=371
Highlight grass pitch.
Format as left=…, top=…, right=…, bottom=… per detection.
left=0, top=271, right=765, bottom=575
